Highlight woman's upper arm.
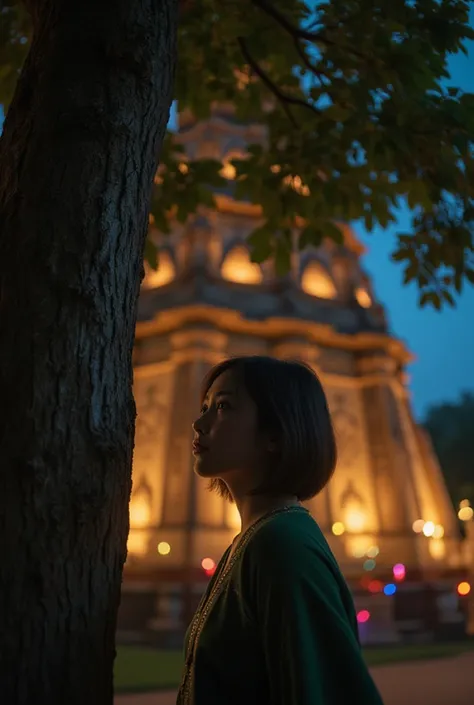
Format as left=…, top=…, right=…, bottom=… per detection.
left=246, top=530, right=384, bottom=705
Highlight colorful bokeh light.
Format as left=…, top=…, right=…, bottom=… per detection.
left=157, top=541, right=171, bottom=556
left=457, top=581, right=471, bottom=596
left=422, top=521, right=435, bottom=537
left=412, top=519, right=425, bottom=533
left=393, top=563, right=406, bottom=581
left=366, top=545, right=380, bottom=558
left=201, top=557, right=216, bottom=576
left=363, top=559, right=376, bottom=571
left=384, top=583, right=397, bottom=596
left=368, top=580, right=384, bottom=594
left=332, top=521, right=345, bottom=536
left=357, top=610, right=371, bottom=624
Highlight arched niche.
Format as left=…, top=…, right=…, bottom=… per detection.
left=355, top=286, right=372, bottom=308
left=142, top=250, right=176, bottom=289
left=301, top=260, right=337, bottom=299
left=221, top=245, right=263, bottom=285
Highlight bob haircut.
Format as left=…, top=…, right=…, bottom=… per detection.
left=200, top=355, right=337, bottom=503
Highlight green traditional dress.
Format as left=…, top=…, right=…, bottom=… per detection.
left=177, top=506, right=384, bottom=705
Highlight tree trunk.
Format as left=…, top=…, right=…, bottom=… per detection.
left=0, top=2, right=177, bottom=703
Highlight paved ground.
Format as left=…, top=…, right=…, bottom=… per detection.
left=115, top=651, right=474, bottom=705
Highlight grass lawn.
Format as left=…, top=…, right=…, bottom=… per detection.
left=114, top=640, right=474, bottom=694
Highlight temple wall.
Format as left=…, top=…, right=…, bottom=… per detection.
left=128, top=322, right=461, bottom=578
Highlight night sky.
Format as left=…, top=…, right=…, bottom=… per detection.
left=355, top=24, right=474, bottom=420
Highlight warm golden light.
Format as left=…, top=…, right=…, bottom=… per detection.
left=221, top=247, right=263, bottom=284
left=130, top=495, right=151, bottom=529
left=283, top=174, right=310, bottom=196
left=355, top=287, right=372, bottom=308
left=350, top=543, right=367, bottom=559
left=220, top=160, right=237, bottom=180
left=227, top=503, right=242, bottom=530
left=127, top=489, right=151, bottom=557
left=234, top=67, right=251, bottom=89
left=157, top=541, right=171, bottom=556
left=143, top=251, right=175, bottom=289
left=366, top=545, right=380, bottom=558
left=458, top=506, right=474, bottom=521
left=460, top=499, right=471, bottom=508
left=422, top=521, right=436, bottom=537
left=458, top=581, right=471, bottom=596
left=332, top=521, right=345, bottom=536
left=301, top=262, right=337, bottom=299
left=433, top=524, right=445, bottom=539
left=412, top=519, right=425, bottom=534
left=347, top=536, right=372, bottom=558
left=178, top=162, right=189, bottom=174
left=345, top=509, right=366, bottom=533
left=429, top=538, right=446, bottom=560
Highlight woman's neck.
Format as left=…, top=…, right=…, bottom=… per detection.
left=233, top=493, right=300, bottom=535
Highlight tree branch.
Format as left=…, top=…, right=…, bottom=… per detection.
left=293, top=37, right=329, bottom=86
left=252, top=0, right=320, bottom=42
left=237, top=37, right=320, bottom=128
left=252, top=0, right=368, bottom=62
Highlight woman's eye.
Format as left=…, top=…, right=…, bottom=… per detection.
left=200, top=405, right=208, bottom=415
left=217, top=401, right=229, bottom=410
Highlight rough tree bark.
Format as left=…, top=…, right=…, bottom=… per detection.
left=0, top=1, right=178, bottom=703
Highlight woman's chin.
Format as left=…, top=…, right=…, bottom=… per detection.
left=193, top=456, right=214, bottom=477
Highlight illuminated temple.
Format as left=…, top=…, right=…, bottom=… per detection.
left=120, top=107, right=466, bottom=643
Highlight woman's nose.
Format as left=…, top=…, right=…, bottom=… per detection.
left=192, top=415, right=206, bottom=434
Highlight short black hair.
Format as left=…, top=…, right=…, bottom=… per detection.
left=200, top=355, right=337, bottom=502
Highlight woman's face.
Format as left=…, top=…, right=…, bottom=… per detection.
left=192, top=368, right=269, bottom=488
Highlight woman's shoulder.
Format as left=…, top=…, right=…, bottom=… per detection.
left=242, top=507, right=338, bottom=577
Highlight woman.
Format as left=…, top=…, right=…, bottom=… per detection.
left=177, top=356, right=384, bottom=705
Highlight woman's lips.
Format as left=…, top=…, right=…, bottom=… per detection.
left=192, top=440, right=209, bottom=455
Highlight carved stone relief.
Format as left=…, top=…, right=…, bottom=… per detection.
left=133, top=369, right=174, bottom=526
left=324, top=385, right=378, bottom=532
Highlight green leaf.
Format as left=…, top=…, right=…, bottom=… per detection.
left=442, top=289, right=455, bottom=307
left=465, top=269, right=474, bottom=284
left=324, top=221, right=344, bottom=244
left=274, top=238, right=291, bottom=277
left=391, top=249, right=408, bottom=263
left=324, top=105, right=352, bottom=123
left=247, top=225, right=274, bottom=264
left=299, top=226, right=323, bottom=250
left=403, top=263, right=418, bottom=284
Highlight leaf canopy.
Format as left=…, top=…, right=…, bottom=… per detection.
left=2, top=0, right=474, bottom=308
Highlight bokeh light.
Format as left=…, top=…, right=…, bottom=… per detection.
left=366, top=545, right=380, bottom=558
left=393, top=563, right=406, bottom=581
left=157, top=541, right=171, bottom=556
left=422, top=521, right=435, bottom=537
left=332, top=521, right=345, bottom=536
left=357, top=610, right=371, bottom=623
left=368, top=580, right=384, bottom=594
left=384, top=583, right=397, bottom=596
left=412, top=519, right=425, bottom=534
left=457, top=581, right=471, bottom=596
left=363, top=559, right=376, bottom=571
left=201, top=557, right=216, bottom=576
left=458, top=506, right=473, bottom=522
left=433, top=524, right=444, bottom=539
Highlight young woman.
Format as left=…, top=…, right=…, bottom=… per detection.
left=177, top=356, right=384, bottom=705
